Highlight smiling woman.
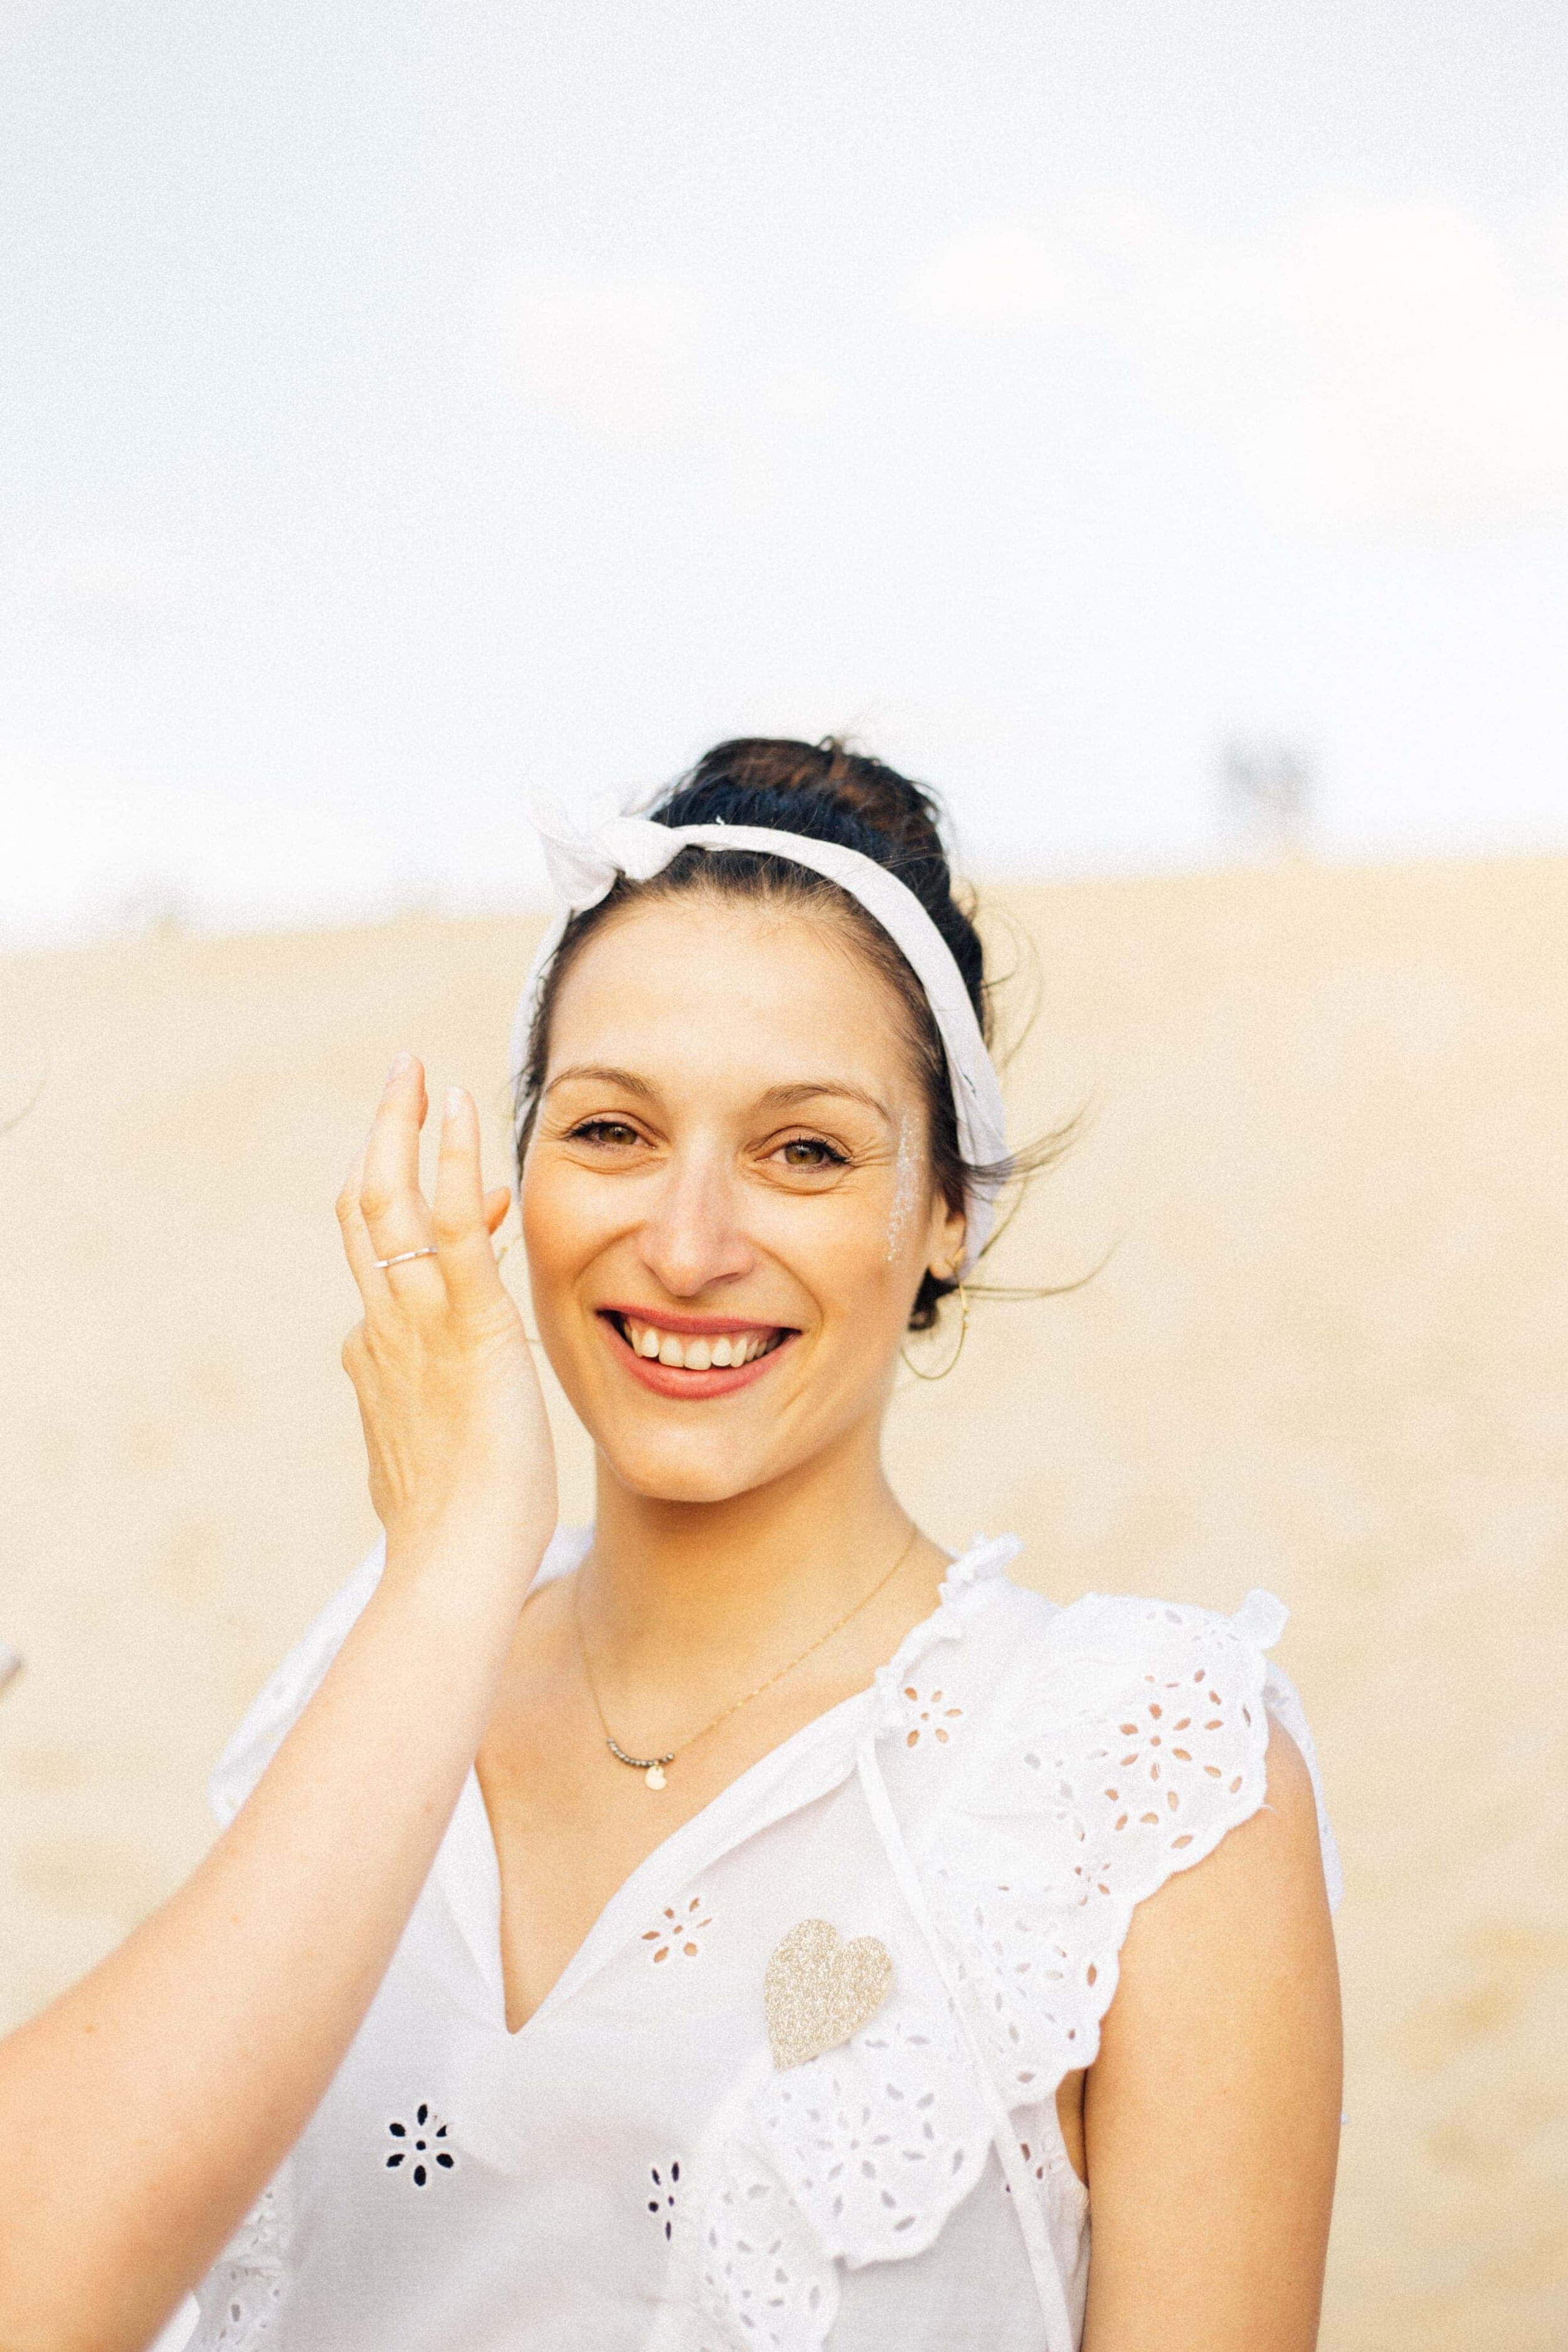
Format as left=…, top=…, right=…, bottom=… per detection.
left=521, top=897, right=963, bottom=1501
left=0, top=740, right=1340, bottom=2352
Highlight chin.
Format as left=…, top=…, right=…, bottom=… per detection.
left=596, top=1427, right=783, bottom=1506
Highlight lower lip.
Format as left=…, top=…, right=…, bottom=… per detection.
left=600, top=1318, right=797, bottom=1399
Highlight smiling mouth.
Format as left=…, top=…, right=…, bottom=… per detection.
left=600, top=1311, right=795, bottom=1373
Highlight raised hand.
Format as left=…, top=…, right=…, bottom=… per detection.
left=0, top=1059, right=560, bottom=2352
left=337, top=1054, right=556, bottom=1585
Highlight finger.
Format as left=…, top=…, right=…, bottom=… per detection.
left=359, top=1054, right=438, bottom=1271
left=484, top=1186, right=511, bottom=1237
left=336, top=1145, right=392, bottom=1305
left=432, top=1087, right=509, bottom=1314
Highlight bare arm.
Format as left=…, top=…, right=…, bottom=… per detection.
left=1081, top=1724, right=1342, bottom=2352
left=0, top=1059, right=556, bottom=2352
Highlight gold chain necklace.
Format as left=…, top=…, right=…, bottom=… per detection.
left=573, top=1523, right=921, bottom=1791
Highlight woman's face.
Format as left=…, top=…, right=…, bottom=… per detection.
left=521, top=892, right=966, bottom=1504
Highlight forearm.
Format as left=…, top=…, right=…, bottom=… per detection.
left=0, top=1520, right=536, bottom=2352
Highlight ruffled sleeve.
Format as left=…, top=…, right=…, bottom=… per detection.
left=923, top=1586, right=1342, bottom=2116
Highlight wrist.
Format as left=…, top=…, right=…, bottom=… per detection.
left=381, top=1502, right=551, bottom=1611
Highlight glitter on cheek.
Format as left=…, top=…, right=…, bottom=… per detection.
left=884, top=1120, right=919, bottom=1265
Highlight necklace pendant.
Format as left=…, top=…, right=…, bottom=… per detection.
left=644, top=1762, right=667, bottom=1791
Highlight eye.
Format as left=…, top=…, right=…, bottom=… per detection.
left=566, top=1117, right=645, bottom=1148
left=773, top=1135, right=849, bottom=1170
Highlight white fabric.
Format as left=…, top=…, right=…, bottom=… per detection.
left=194, top=1531, right=1340, bottom=2352
left=509, top=798, right=1009, bottom=1275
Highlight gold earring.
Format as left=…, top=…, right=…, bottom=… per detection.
left=900, top=1281, right=968, bottom=1382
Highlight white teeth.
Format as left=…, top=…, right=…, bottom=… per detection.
left=622, top=1318, right=775, bottom=1369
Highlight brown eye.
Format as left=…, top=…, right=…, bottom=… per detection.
left=570, top=1118, right=643, bottom=1147
left=778, top=1136, right=847, bottom=1168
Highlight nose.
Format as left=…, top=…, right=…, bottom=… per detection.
left=633, top=1141, right=757, bottom=1300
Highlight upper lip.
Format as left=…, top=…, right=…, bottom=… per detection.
left=597, top=1303, right=795, bottom=1337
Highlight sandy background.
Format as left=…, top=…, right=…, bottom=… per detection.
left=1, top=856, right=1564, bottom=2348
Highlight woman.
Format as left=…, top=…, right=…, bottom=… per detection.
left=0, top=739, right=1340, bottom=2352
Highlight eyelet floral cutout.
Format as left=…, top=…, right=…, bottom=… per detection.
left=1000, top=2110, right=1076, bottom=2195
left=193, top=2173, right=292, bottom=2349
left=1099, top=1679, right=1251, bottom=1836
left=384, top=2102, right=455, bottom=2186
left=923, top=1599, right=1278, bottom=2117
left=641, top=1894, right=713, bottom=1964
left=646, top=2157, right=681, bottom=2240
left=700, top=2141, right=839, bottom=2351
left=751, top=2005, right=991, bottom=2262
left=900, top=1682, right=965, bottom=1748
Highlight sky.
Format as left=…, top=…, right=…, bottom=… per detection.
left=4, top=0, right=1567, bottom=940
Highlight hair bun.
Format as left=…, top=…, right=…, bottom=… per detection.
left=657, top=735, right=951, bottom=882
left=651, top=733, right=986, bottom=1074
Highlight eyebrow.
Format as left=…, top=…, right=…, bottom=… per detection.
left=761, top=1080, right=896, bottom=1127
left=543, top=1066, right=894, bottom=1126
left=543, top=1064, right=657, bottom=1101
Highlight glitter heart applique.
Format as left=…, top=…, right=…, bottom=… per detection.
left=764, top=1917, right=894, bottom=2071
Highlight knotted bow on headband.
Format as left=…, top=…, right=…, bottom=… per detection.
left=510, top=794, right=1007, bottom=1274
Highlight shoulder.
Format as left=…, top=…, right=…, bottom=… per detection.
left=977, top=1579, right=1341, bottom=1909
left=1106, top=1712, right=1332, bottom=1993
left=914, top=1574, right=1340, bottom=2107
left=1074, top=1703, right=1343, bottom=2341
left=1027, top=1582, right=1291, bottom=1722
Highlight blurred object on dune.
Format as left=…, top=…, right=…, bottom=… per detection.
left=1221, top=736, right=1315, bottom=859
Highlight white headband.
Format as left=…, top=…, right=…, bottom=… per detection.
left=510, top=795, right=1007, bottom=1274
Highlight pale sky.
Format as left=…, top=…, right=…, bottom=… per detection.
left=4, top=0, right=1567, bottom=939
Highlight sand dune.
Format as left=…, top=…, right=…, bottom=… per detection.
left=2, top=854, right=1564, bottom=2348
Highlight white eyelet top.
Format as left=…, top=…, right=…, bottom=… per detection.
left=191, top=1530, right=1340, bottom=2352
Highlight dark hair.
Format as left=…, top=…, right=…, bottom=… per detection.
left=515, top=736, right=1065, bottom=1330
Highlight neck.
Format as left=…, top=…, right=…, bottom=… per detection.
left=581, top=1422, right=917, bottom=1672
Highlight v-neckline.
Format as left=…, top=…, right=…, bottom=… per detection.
left=435, top=1528, right=1016, bottom=2043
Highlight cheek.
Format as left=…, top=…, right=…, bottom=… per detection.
left=518, top=1153, right=602, bottom=1293
left=771, top=1190, right=922, bottom=1348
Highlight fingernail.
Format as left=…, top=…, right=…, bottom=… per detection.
left=386, top=1051, right=413, bottom=1083
left=446, top=1086, right=464, bottom=1119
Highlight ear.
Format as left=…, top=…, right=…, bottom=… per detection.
left=924, top=1187, right=968, bottom=1285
